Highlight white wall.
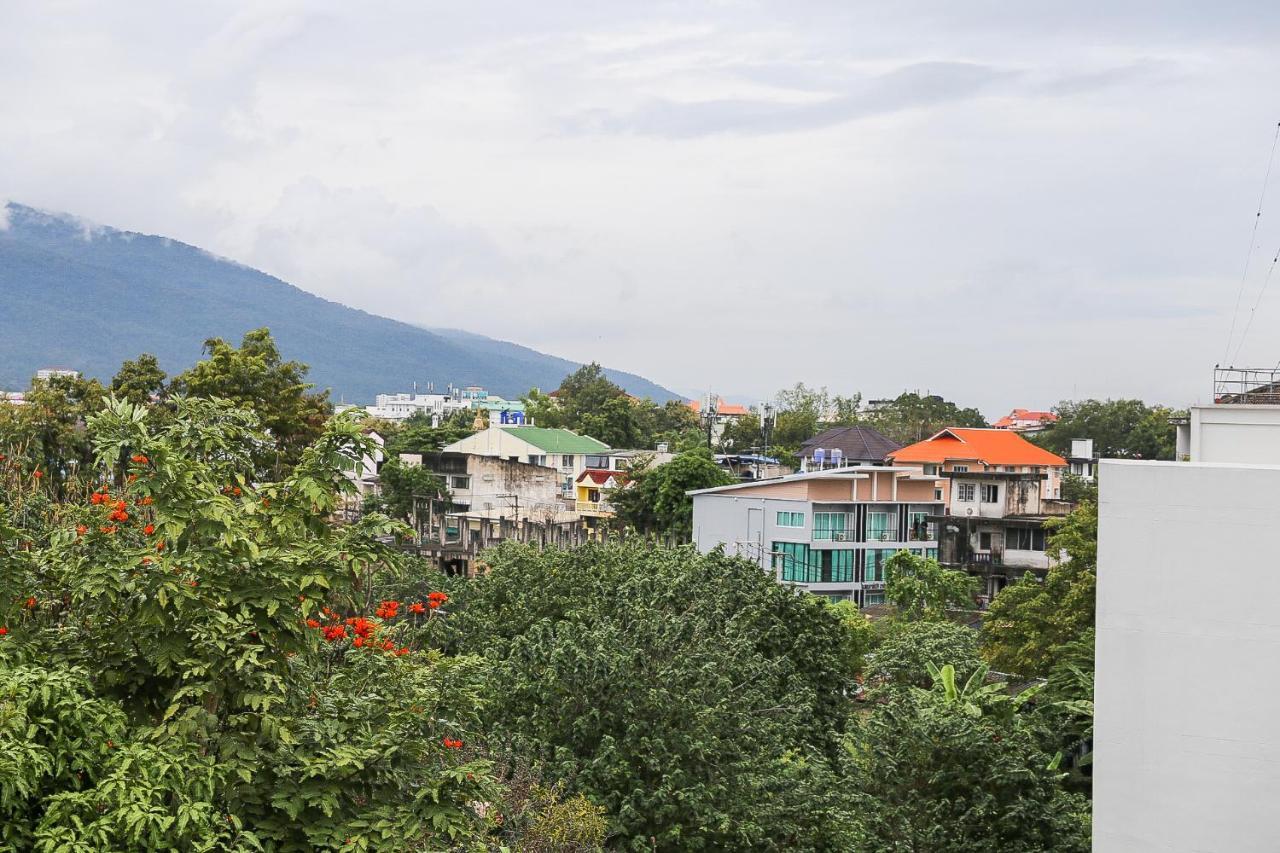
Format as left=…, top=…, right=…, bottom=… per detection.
left=1187, top=405, right=1280, bottom=464
left=1095, top=459, right=1280, bottom=852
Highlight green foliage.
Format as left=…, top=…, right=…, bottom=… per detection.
left=827, top=599, right=875, bottom=675
left=0, top=398, right=494, bottom=850
left=870, top=620, right=983, bottom=690
left=110, top=353, right=167, bottom=406
left=1033, top=629, right=1095, bottom=794
left=850, top=667, right=1091, bottom=852
left=524, top=363, right=699, bottom=450
left=609, top=447, right=733, bottom=538
left=982, top=500, right=1097, bottom=677
left=1035, top=398, right=1179, bottom=460
left=365, top=457, right=448, bottom=523
left=0, top=373, right=106, bottom=492
left=169, top=328, right=331, bottom=476
left=458, top=543, right=860, bottom=850
left=862, top=391, right=988, bottom=446
left=383, top=409, right=478, bottom=457
left=885, top=550, right=978, bottom=620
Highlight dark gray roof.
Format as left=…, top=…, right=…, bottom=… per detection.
left=798, top=426, right=902, bottom=462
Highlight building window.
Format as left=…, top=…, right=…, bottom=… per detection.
left=814, top=512, right=848, bottom=540
left=934, top=488, right=944, bottom=501
left=529, top=454, right=546, bottom=467
left=866, top=511, right=895, bottom=541
left=1008, top=528, right=1047, bottom=551
left=829, top=549, right=855, bottom=583
left=979, top=532, right=992, bottom=550
left=585, top=454, right=610, bottom=469
left=957, top=483, right=976, bottom=502
left=562, top=476, right=573, bottom=493
left=908, top=512, right=932, bottom=541
left=980, top=484, right=998, bottom=503
left=773, top=542, right=817, bottom=583
left=562, top=455, right=575, bottom=468
left=863, top=592, right=886, bottom=607
left=451, top=475, right=471, bottom=490
left=863, top=549, right=891, bottom=583
left=776, top=511, right=805, bottom=528
left=953, top=465, right=969, bottom=473
left=924, top=464, right=938, bottom=475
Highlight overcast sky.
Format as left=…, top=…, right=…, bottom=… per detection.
left=5, top=1, right=1280, bottom=414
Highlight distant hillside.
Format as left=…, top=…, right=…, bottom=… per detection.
left=0, top=203, right=678, bottom=403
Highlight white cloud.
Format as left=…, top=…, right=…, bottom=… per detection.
left=3, top=1, right=1280, bottom=412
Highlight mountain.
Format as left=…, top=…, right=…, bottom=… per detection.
left=0, top=203, right=678, bottom=403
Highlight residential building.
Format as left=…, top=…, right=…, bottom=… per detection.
left=575, top=467, right=622, bottom=519
left=688, top=395, right=750, bottom=445
left=1094, top=368, right=1280, bottom=852
left=1067, top=438, right=1097, bottom=482
left=405, top=451, right=565, bottom=521
left=715, top=453, right=790, bottom=481
left=888, top=428, right=1069, bottom=599
left=689, top=467, right=945, bottom=605
left=34, top=368, right=80, bottom=381
left=991, top=408, right=1059, bottom=433
left=0, top=391, right=25, bottom=406
left=440, top=425, right=611, bottom=503
left=797, top=425, right=901, bottom=471
left=339, top=429, right=385, bottom=517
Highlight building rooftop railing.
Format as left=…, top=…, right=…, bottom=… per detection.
left=1214, top=366, right=1280, bottom=405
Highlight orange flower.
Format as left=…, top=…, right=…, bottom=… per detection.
left=396, top=647, right=410, bottom=657
left=138, top=496, right=153, bottom=506
left=353, top=636, right=365, bottom=648
left=127, top=474, right=137, bottom=483
left=90, top=493, right=104, bottom=505
left=408, top=602, right=426, bottom=615
left=143, top=524, right=155, bottom=536
left=232, top=487, right=242, bottom=497
left=0, top=627, right=7, bottom=637
left=75, top=524, right=87, bottom=536
left=24, top=597, right=36, bottom=609
left=156, top=541, right=166, bottom=552
left=261, top=498, right=270, bottom=508
left=32, top=470, right=42, bottom=479
left=442, top=737, right=463, bottom=749
left=188, top=579, right=197, bottom=587
left=305, top=618, right=320, bottom=629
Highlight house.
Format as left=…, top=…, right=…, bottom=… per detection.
left=575, top=468, right=623, bottom=519
left=991, top=408, right=1059, bottom=433
left=1094, top=368, right=1280, bottom=851
left=888, top=428, right=1069, bottom=599
left=440, top=425, right=611, bottom=503
left=715, top=453, right=790, bottom=481
left=339, top=429, right=385, bottom=517
left=688, top=395, right=751, bottom=445
left=1067, top=438, right=1097, bottom=482
left=689, top=466, right=946, bottom=606
left=366, top=391, right=473, bottom=424
left=797, top=426, right=901, bottom=471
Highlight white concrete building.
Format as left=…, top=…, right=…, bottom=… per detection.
left=441, top=425, right=611, bottom=502
left=689, top=467, right=945, bottom=605
left=365, top=392, right=474, bottom=424
left=1096, top=387, right=1280, bottom=852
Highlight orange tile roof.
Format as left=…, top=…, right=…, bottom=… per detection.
left=993, top=409, right=1058, bottom=429
left=576, top=468, right=621, bottom=486
left=888, top=428, right=1067, bottom=467
left=688, top=397, right=750, bottom=417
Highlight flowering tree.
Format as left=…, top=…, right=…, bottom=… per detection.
left=0, top=397, right=492, bottom=850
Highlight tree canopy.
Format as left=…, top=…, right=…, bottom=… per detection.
left=457, top=543, right=860, bottom=850
left=608, top=447, right=734, bottom=538
left=1034, top=398, right=1179, bottom=460
left=981, top=500, right=1097, bottom=677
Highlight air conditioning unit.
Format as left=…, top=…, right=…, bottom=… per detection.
left=832, top=532, right=848, bottom=542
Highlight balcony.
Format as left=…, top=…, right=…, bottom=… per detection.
left=813, top=529, right=855, bottom=542
left=575, top=499, right=615, bottom=516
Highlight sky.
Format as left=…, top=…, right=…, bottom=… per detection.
left=5, top=0, right=1280, bottom=415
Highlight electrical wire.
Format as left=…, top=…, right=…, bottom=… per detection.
left=1224, top=121, right=1280, bottom=364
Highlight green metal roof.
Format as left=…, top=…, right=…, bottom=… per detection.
left=500, top=426, right=610, bottom=453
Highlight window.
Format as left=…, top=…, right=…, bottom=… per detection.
left=828, top=550, right=855, bottom=583
left=957, top=483, right=976, bottom=501
left=562, top=455, right=575, bottom=468
left=813, top=512, right=847, bottom=540
left=529, top=454, right=546, bottom=467
left=451, top=475, right=471, bottom=490
left=585, top=454, right=610, bottom=469
left=952, top=465, right=969, bottom=473
left=863, top=549, right=891, bottom=583
left=776, top=511, right=805, bottom=528
left=979, top=532, right=992, bottom=550
left=773, top=542, right=817, bottom=583
left=908, top=512, right=932, bottom=541
left=1008, top=528, right=1047, bottom=551
left=981, top=484, right=999, bottom=503
left=935, top=488, right=944, bottom=501
left=926, top=548, right=938, bottom=561
left=924, top=464, right=938, bottom=475
left=863, top=592, right=886, bottom=606
left=866, top=511, right=893, bottom=541
left=562, top=476, right=573, bottom=493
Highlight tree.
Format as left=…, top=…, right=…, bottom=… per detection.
left=0, top=372, right=105, bottom=492
left=609, top=447, right=733, bottom=538
left=384, top=409, right=477, bottom=457
left=365, top=456, right=449, bottom=523
left=849, top=666, right=1091, bottom=852
left=884, top=550, right=978, bottom=620
left=865, top=391, right=988, bottom=445
left=457, top=543, right=861, bottom=850
left=110, top=353, right=167, bottom=406
left=981, top=500, right=1097, bottom=677
left=169, top=328, right=330, bottom=476
left=0, top=398, right=495, bottom=849
left=1034, top=398, right=1179, bottom=460
left=868, top=619, right=983, bottom=690
left=828, top=599, right=876, bottom=676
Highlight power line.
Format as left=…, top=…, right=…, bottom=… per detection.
left=1224, top=121, right=1280, bottom=364
left=1233, top=245, right=1280, bottom=366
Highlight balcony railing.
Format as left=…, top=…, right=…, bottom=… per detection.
left=813, top=529, right=854, bottom=541
left=575, top=500, right=614, bottom=515
left=1215, top=366, right=1280, bottom=404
